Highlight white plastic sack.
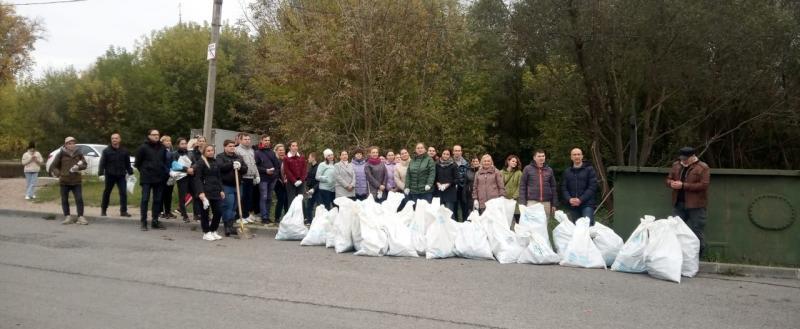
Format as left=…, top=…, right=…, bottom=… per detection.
left=669, top=216, right=700, bottom=277
left=301, top=205, right=331, bottom=246
left=275, top=196, right=308, bottom=240
left=126, top=175, right=137, bottom=194
left=333, top=197, right=356, bottom=253
left=590, top=222, right=624, bottom=267
left=552, top=210, right=575, bottom=257
left=644, top=219, right=683, bottom=283
left=409, top=200, right=430, bottom=256
left=517, top=204, right=551, bottom=247
left=381, top=191, right=405, bottom=215
left=611, top=215, right=655, bottom=273
left=559, top=217, right=606, bottom=269
left=350, top=199, right=366, bottom=252
left=383, top=220, right=419, bottom=257
left=325, top=208, right=339, bottom=248
left=454, top=213, right=494, bottom=260
left=517, top=231, right=560, bottom=265
left=354, top=197, right=389, bottom=257
left=482, top=200, right=523, bottom=264
left=503, top=198, right=517, bottom=228
left=425, top=207, right=459, bottom=259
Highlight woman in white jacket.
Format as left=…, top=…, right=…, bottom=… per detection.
left=21, top=141, right=44, bottom=200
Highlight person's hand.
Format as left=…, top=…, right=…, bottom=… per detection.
left=99, top=175, right=105, bottom=182
left=308, top=188, right=315, bottom=194
left=424, top=185, right=431, bottom=191
left=443, top=183, right=450, bottom=190
left=203, top=197, right=211, bottom=210
left=254, top=176, right=261, bottom=185
left=404, top=188, right=410, bottom=195
left=294, top=180, right=302, bottom=187
left=233, top=161, right=241, bottom=170
left=187, top=167, right=194, bottom=175
left=199, top=193, right=207, bottom=201
left=347, top=185, right=354, bottom=191
left=220, top=191, right=225, bottom=199
left=69, top=165, right=79, bottom=173
left=670, top=180, right=683, bottom=189
left=474, top=200, right=480, bottom=210
left=569, top=197, right=580, bottom=207
left=267, top=168, right=275, bottom=175
left=551, top=207, right=557, bottom=214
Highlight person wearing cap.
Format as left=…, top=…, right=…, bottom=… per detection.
left=49, top=136, right=88, bottom=225
left=315, top=149, right=336, bottom=210
left=666, top=146, right=710, bottom=257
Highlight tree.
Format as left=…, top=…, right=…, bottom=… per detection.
left=0, top=3, right=40, bottom=84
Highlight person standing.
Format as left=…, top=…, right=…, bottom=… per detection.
left=159, top=135, right=176, bottom=220
left=502, top=155, right=523, bottom=223
left=472, top=154, right=505, bottom=214
left=394, top=148, right=411, bottom=210
left=452, top=145, right=470, bottom=221
left=217, top=140, right=247, bottom=236
left=352, top=148, right=368, bottom=200
left=135, top=129, right=169, bottom=231
left=49, top=137, right=88, bottom=225
left=188, top=136, right=208, bottom=221
left=561, top=148, right=598, bottom=225
left=406, top=143, right=436, bottom=205
left=436, top=149, right=458, bottom=217
left=334, top=150, right=356, bottom=199
left=303, top=152, right=319, bottom=223
left=519, top=149, right=558, bottom=219
left=463, top=157, right=480, bottom=219
left=193, top=145, right=224, bottom=241
left=255, top=136, right=280, bottom=226
left=21, top=141, right=43, bottom=200
left=364, top=146, right=388, bottom=202
left=273, top=144, right=289, bottom=223
left=384, top=150, right=397, bottom=193
left=666, top=146, right=710, bottom=257
left=427, top=146, right=439, bottom=162
left=99, top=133, right=133, bottom=217
left=235, top=133, right=259, bottom=224
left=315, top=149, right=337, bottom=210
left=283, top=141, right=308, bottom=208
left=170, top=138, right=193, bottom=222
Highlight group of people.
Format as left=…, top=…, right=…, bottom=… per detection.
left=34, top=131, right=708, bottom=255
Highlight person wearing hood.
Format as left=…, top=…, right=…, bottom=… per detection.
left=452, top=145, right=469, bottom=221
left=561, top=148, right=599, bottom=225
left=235, top=133, right=259, bottom=224
left=135, top=129, right=169, bottom=231
left=502, top=154, right=523, bottom=223
left=99, top=133, right=133, bottom=218
left=365, top=146, right=388, bottom=202
left=22, top=141, right=43, bottom=201
left=519, top=149, right=558, bottom=219
left=666, top=146, right=710, bottom=257
left=217, top=139, right=247, bottom=236
left=333, top=150, right=356, bottom=199
left=315, top=149, right=337, bottom=209
left=472, top=154, right=505, bottom=213
left=50, top=136, right=88, bottom=225
left=255, top=135, right=280, bottom=225
left=352, top=148, right=368, bottom=200
left=169, top=138, right=193, bottom=222
left=436, top=149, right=458, bottom=217
left=283, top=141, right=308, bottom=208
left=406, top=143, right=436, bottom=205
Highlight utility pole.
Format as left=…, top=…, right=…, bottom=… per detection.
left=202, top=0, right=223, bottom=142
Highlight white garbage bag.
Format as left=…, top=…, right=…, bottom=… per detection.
left=325, top=208, right=339, bottom=248
left=381, top=191, right=405, bottom=215
left=425, top=207, right=459, bottom=259
left=503, top=198, right=517, bottom=228
left=644, top=219, right=683, bottom=283
left=590, top=222, right=624, bottom=267
left=301, top=205, right=331, bottom=246
left=275, top=196, right=308, bottom=240
left=454, top=212, right=494, bottom=260
left=552, top=210, right=575, bottom=257
left=333, top=197, right=356, bottom=253
left=559, top=217, right=606, bottom=269
left=611, top=215, right=655, bottom=273
left=482, top=199, right=523, bottom=264
left=383, top=218, right=419, bottom=258
left=517, top=231, right=560, bottom=265
left=409, top=199, right=430, bottom=256
left=126, top=175, right=137, bottom=194
left=397, top=201, right=415, bottom=226
left=354, top=197, right=389, bottom=257
left=517, top=203, right=551, bottom=247
left=668, top=216, right=700, bottom=277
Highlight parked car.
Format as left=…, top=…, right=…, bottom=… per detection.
left=45, top=144, right=135, bottom=177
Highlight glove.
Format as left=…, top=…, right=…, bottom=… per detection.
left=99, top=175, right=105, bottom=182
left=424, top=185, right=431, bottom=191
left=233, top=161, right=241, bottom=170
left=404, top=188, right=410, bottom=195
left=294, top=180, right=302, bottom=187
left=202, top=198, right=210, bottom=210
left=443, top=183, right=450, bottom=190
left=308, top=188, right=314, bottom=194
left=69, top=165, right=79, bottom=173
left=254, top=176, right=261, bottom=185
left=377, top=191, right=383, bottom=199
left=473, top=200, right=480, bottom=210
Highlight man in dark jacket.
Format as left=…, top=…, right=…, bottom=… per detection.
left=99, top=133, right=133, bottom=217
left=217, top=139, right=247, bottom=236
left=255, top=136, right=280, bottom=225
left=561, top=148, right=598, bottom=225
left=452, top=145, right=470, bottom=221
left=135, top=129, right=168, bottom=231
left=50, top=136, right=88, bottom=225
left=519, top=149, right=558, bottom=218
left=666, top=146, right=710, bottom=257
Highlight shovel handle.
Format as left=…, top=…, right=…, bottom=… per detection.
left=234, top=167, right=245, bottom=231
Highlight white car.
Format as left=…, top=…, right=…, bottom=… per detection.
left=45, top=144, right=136, bottom=177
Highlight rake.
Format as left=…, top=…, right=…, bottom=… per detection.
left=234, top=167, right=253, bottom=239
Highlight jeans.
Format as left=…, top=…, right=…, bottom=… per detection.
left=259, top=179, right=276, bottom=222
left=162, top=182, right=174, bottom=215
left=60, top=184, right=83, bottom=216
left=319, top=189, right=335, bottom=210
left=408, top=192, right=433, bottom=209
left=140, top=183, right=164, bottom=222
left=566, top=205, right=595, bottom=226
left=223, top=185, right=240, bottom=224
left=274, top=181, right=288, bottom=222
left=101, top=174, right=127, bottom=213
left=455, top=185, right=470, bottom=222
left=673, top=202, right=707, bottom=257
left=200, top=198, right=223, bottom=233
left=176, top=177, right=191, bottom=217
left=240, top=178, right=254, bottom=218
left=25, top=172, right=38, bottom=198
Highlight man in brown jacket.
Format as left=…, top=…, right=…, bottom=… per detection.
left=666, top=146, right=710, bottom=256
left=50, top=136, right=89, bottom=225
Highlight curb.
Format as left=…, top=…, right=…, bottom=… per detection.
left=699, top=262, right=800, bottom=281
left=0, top=208, right=279, bottom=233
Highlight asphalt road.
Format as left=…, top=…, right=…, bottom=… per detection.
left=1, top=213, right=798, bottom=329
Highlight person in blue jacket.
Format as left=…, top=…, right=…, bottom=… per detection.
left=561, top=148, right=598, bottom=225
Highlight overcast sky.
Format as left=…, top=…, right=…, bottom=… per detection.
left=15, top=0, right=245, bottom=77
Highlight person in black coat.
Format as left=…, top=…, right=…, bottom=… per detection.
left=194, top=144, right=225, bottom=240
left=134, top=129, right=168, bottom=231
left=99, top=133, right=133, bottom=217
left=303, top=153, right=319, bottom=224
left=435, top=149, right=458, bottom=219
left=561, top=148, right=599, bottom=225
left=255, top=136, right=280, bottom=225
left=216, top=140, right=247, bottom=236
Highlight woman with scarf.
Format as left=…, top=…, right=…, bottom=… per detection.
left=501, top=154, right=523, bottom=223
left=365, top=146, right=388, bottom=202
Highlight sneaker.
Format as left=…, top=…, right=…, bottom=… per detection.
left=211, top=232, right=222, bottom=240
left=182, top=215, right=190, bottom=223
left=62, top=215, right=76, bottom=225
left=76, top=216, right=89, bottom=225
left=25, top=195, right=31, bottom=200
left=202, top=232, right=215, bottom=241
left=31, top=195, right=36, bottom=199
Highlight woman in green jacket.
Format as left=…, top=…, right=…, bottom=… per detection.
left=405, top=142, right=436, bottom=205
left=501, top=154, right=522, bottom=222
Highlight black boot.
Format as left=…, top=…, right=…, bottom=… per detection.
left=151, top=220, right=166, bottom=230
left=224, top=222, right=231, bottom=237
left=140, top=220, right=149, bottom=231
left=101, top=209, right=107, bottom=217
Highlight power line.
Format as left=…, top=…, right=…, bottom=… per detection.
left=1, top=0, right=87, bottom=6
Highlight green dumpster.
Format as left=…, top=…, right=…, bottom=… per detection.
left=608, top=166, right=800, bottom=267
